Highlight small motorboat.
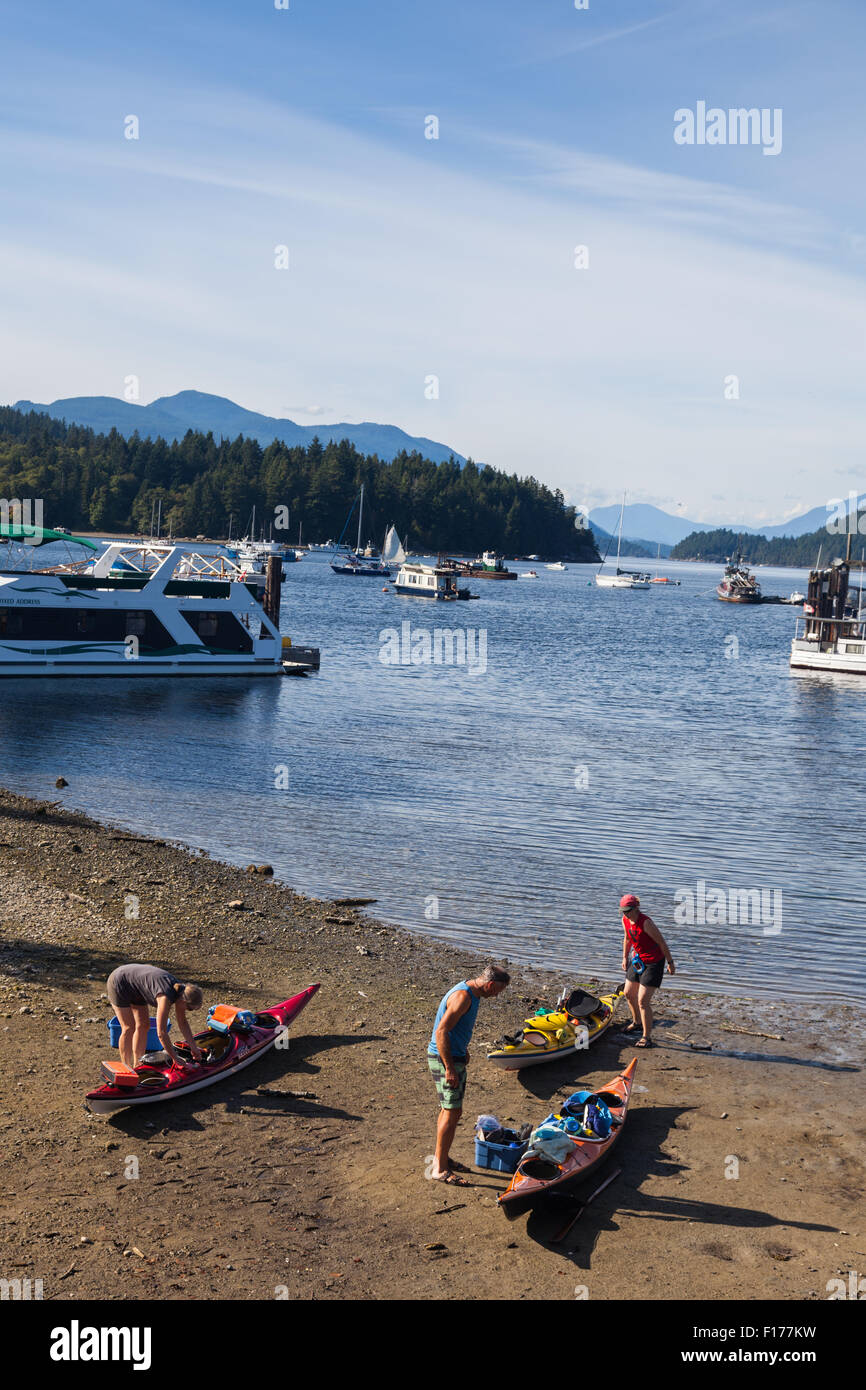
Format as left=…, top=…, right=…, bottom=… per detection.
left=519, top=570, right=538, bottom=580
left=86, top=985, right=320, bottom=1113
left=545, top=562, right=567, bottom=571
left=498, top=1059, right=637, bottom=1219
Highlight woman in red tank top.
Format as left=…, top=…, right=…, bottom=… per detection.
left=619, top=893, right=675, bottom=1047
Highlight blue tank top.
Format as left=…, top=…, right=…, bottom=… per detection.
left=428, top=982, right=479, bottom=1060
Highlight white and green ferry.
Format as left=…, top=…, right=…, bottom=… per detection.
left=0, top=528, right=287, bottom=677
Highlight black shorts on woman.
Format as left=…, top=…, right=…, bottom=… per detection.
left=626, top=958, right=664, bottom=989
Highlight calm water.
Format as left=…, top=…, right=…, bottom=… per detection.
left=1, top=550, right=863, bottom=1004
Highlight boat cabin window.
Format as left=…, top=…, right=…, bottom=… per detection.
left=0, top=609, right=24, bottom=636
left=0, top=606, right=176, bottom=648
left=180, top=609, right=253, bottom=653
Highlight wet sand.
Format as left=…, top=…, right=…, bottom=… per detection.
left=0, top=786, right=863, bottom=1301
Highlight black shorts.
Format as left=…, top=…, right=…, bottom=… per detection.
left=626, top=959, right=665, bottom=988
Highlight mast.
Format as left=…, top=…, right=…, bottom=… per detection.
left=357, top=484, right=364, bottom=554
left=616, top=493, right=625, bottom=568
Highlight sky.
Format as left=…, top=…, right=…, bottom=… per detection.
left=1, top=0, right=865, bottom=525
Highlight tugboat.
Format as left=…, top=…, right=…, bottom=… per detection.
left=790, top=553, right=866, bottom=675
left=448, top=551, right=517, bottom=581
left=717, top=554, right=761, bottom=603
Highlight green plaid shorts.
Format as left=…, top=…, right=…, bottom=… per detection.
left=427, top=1055, right=468, bottom=1109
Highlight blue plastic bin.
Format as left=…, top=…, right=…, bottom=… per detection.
left=474, top=1137, right=528, bottom=1173
left=107, top=1017, right=168, bottom=1050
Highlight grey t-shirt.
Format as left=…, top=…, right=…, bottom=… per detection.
left=108, top=964, right=180, bottom=1008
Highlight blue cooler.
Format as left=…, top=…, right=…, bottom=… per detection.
left=107, top=1017, right=168, bottom=1050
left=474, top=1136, right=528, bottom=1173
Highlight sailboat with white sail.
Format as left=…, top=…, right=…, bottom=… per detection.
left=382, top=525, right=407, bottom=570
left=595, top=494, right=651, bottom=589
left=331, top=484, right=392, bottom=576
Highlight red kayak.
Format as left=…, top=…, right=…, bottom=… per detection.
left=498, top=1058, right=637, bottom=1219
left=86, top=984, right=320, bottom=1114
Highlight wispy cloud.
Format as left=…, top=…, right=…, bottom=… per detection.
left=2, top=20, right=866, bottom=522
left=511, top=12, right=677, bottom=69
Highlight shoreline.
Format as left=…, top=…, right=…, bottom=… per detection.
left=1, top=784, right=863, bottom=1301
left=1, top=774, right=849, bottom=1015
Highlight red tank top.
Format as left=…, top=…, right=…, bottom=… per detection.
left=623, top=912, right=664, bottom=964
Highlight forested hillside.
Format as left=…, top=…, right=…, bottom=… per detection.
left=0, top=407, right=598, bottom=559
left=670, top=524, right=866, bottom=567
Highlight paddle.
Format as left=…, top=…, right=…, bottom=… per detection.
left=551, top=1165, right=622, bottom=1245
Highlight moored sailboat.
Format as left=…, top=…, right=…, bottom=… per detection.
left=331, top=485, right=391, bottom=576
left=595, top=495, right=651, bottom=589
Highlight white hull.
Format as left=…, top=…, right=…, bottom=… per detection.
left=0, top=542, right=286, bottom=678
left=595, top=573, right=650, bottom=589
left=790, top=639, right=866, bottom=675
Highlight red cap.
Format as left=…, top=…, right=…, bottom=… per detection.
left=619, top=893, right=639, bottom=910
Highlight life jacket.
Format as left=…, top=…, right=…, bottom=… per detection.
left=207, top=1004, right=255, bottom=1035
left=623, top=911, right=664, bottom=964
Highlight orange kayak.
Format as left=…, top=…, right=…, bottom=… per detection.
left=498, top=1058, right=637, bottom=1219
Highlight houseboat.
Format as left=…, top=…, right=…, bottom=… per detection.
left=0, top=532, right=288, bottom=677
left=394, top=561, right=460, bottom=600
left=790, top=557, right=866, bottom=675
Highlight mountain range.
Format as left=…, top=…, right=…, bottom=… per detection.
left=11, top=392, right=858, bottom=545
left=12, top=391, right=468, bottom=467
left=589, top=498, right=866, bottom=547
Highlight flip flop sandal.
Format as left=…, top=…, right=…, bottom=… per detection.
left=634, top=1037, right=654, bottom=1048
left=447, top=1159, right=472, bottom=1174
left=433, top=1170, right=470, bottom=1186
left=620, top=1021, right=642, bottom=1034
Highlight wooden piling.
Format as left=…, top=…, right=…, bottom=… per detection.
left=262, top=555, right=282, bottom=628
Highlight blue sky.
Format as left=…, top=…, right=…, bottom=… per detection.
left=1, top=0, right=865, bottom=524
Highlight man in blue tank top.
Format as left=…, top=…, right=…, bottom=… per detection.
left=427, top=965, right=510, bottom=1184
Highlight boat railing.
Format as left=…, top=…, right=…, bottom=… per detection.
left=794, top=614, right=866, bottom=642
left=86, top=544, right=253, bottom=585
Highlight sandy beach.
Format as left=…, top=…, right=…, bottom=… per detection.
left=0, top=785, right=863, bottom=1303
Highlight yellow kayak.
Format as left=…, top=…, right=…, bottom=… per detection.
left=487, top=984, right=623, bottom=1071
